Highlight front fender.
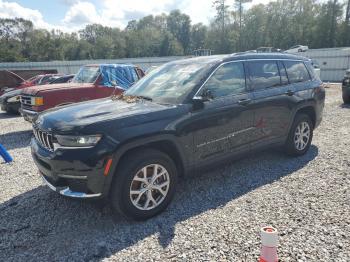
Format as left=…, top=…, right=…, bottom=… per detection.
left=102, top=134, right=187, bottom=196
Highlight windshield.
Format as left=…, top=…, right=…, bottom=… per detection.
left=72, top=66, right=100, bottom=84
left=124, top=62, right=210, bottom=104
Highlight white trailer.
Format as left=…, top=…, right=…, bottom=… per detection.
left=301, top=47, right=350, bottom=82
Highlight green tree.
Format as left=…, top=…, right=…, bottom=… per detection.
left=212, top=0, right=231, bottom=53
left=234, top=0, right=252, bottom=51
left=190, top=23, right=208, bottom=51
left=166, top=10, right=191, bottom=53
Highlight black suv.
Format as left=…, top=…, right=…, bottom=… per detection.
left=342, top=69, right=350, bottom=104
left=31, top=53, right=325, bottom=220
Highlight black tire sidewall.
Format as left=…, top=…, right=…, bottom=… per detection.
left=110, top=149, right=177, bottom=220
left=342, top=93, right=350, bottom=104
left=285, top=114, right=314, bottom=156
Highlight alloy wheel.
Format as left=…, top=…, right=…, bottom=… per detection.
left=294, top=121, right=311, bottom=151
left=129, top=164, right=170, bottom=211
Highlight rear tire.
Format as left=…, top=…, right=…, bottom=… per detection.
left=110, top=148, right=177, bottom=221
left=284, top=114, right=313, bottom=156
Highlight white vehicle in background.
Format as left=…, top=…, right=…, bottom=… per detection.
left=285, top=45, right=309, bottom=53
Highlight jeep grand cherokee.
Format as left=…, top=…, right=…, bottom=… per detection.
left=30, top=53, right=325, bottom=220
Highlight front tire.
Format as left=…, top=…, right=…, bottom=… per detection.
left=343, top=92, right=350, bottom=104
left=284, top=114, right=314, bottom=156
left=110, top=149, right=177, bottom=220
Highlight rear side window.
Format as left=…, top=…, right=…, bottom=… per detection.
left=202, top=62, right=246, bottom=98
left=277, top=61, right=289, bottom=85
left=284, top=61, right=310, bottom=83
left=130, top=69, right=139, bottom=82
left=304, top=61, right=320, bottom=81
left=247, top=61, right=281, bottom=90
left=136, top=68, right=145, bottom=78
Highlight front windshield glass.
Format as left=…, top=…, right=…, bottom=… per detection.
left=72, top=66, right=100, bottom=84
left=124, top=62, right=210, bottom=104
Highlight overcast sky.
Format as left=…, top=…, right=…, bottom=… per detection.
left=0, top=0, right=275, bottom=32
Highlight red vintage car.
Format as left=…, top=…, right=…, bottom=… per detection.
left=20, top=74, right=63, bottom=88
left=20, top=64, right=145, bottom=122
left=0, top=71, right=60, bottom=96
left=0, top=70, right=24, bottom=96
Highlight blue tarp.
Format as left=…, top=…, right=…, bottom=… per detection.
left=100, top=64, right=138, bottom=90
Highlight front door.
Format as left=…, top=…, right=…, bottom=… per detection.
left=190, top=61, right=255, bottom=165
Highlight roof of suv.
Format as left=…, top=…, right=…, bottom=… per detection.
left=172, top=52, right=309, bottom=65
left=85, top=64, right=137, bottom=68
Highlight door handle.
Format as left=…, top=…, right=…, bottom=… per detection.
left=238, top=98, right=252, bottom=106
left=285, top=90, right=295, bottom=96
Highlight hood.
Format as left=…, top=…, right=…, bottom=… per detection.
left=0, top=71, right=24, bottom=94
left=0, top=88, right=22, bottom=99
left=36, top=98, right=179, bottom=133
left=22, top=82, right=94, bottom=96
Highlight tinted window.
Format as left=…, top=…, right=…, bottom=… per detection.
left=277, top=61, right=289, bottom=85
left=304, top=61, right=320, bottom=80
left=284, top=61, right=310, bottom=83
left=201, top=62, right=246, bottom=99
left=247, top=61, right=281, bottom=90
left=136, top=68, right=145, bottom=78
left=130, top=69, right=139, bottom=82
left=39, top=75, right=52, bottom=85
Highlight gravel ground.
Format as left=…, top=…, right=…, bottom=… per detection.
left=0, top=86, right=349, bottom=262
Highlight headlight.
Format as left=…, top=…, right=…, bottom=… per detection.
left=7, top=95, right=20, bottom=103
left=31, top=97, right=44, bottom=106
left=55, top=135, right=102, bottom=147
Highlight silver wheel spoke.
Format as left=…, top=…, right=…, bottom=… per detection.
left=133, top=190, right=146, bottom=205
left=144, top=196, right=151, bottom=209
left=148, top=191, right=157, bottom=205
left=151, top=171, right=167, bottom=184
left=153, top=186, right=167, bottom=196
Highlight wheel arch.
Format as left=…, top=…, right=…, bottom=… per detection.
left=295, top=106, right=316, bottom=128
left=103, top=135, right=187, bottom=196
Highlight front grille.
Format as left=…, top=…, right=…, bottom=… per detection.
left=21, top=95, right=32, bottom=105
left=33, top=128, right=54, bottom=152
left=21, top=95, right=33, bottom=109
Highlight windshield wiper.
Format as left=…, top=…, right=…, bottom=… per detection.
left=136, top=95, right=153, bottom=101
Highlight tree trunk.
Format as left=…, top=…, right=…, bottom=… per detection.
left=329, top=0, right=338, bottom=47
left=346, top=0, right=350, bottom=24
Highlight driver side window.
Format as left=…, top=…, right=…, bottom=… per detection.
left=201, top=62, right=246, bottom=99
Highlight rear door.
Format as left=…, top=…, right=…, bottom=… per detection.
left=247, top=60, right=296, bottom=147
left=191, top=61, right=255, bottom=165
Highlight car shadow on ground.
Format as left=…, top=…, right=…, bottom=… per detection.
left=0, top=112, right=21, bottom=120
left=0, top=130, right=32, bottom=150
left=0, top=145, right=318, bottom=261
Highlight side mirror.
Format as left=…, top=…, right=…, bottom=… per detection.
left=192, top=96, right=205, bottom=111
left=192, top=89, right=213, bottom=110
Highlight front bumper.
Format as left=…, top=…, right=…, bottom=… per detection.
left=31, top=137, right=116, bottom=199
left=42, top=175, right=102, bottom=198
left=20, top=108, right=38, bottom=122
